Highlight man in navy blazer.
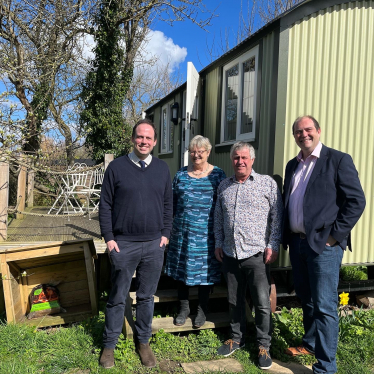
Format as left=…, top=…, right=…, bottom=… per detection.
left=282, top=116, right=365, bottom=374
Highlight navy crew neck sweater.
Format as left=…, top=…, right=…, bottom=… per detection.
left=99, top=155, right=173, bottom=242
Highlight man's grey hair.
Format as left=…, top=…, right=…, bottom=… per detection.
left=230, top=142, right=255, bottom=160
left=189, top=135, right=212, bottom=152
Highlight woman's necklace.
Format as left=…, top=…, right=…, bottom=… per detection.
left=191, top=165, right=210, bottom=176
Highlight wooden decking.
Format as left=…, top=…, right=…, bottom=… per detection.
left=2, top=207, right=106, bottom=253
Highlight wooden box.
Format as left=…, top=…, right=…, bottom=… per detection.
left=0, top=239, right=98, bottom=327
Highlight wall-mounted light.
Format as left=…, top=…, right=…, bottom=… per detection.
left=171, top=102, right=179, bottom=125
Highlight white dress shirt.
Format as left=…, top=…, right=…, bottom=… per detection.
left=128, top=152, right=152, bottom=168
left=288, top=142, right=322, bottom=233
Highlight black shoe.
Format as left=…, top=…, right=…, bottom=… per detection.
left=258, top=346, right=272, bottom=370
left=194, top=305, right=207, bottom=327
left=217, top=339, right=244, bottom=357
left=174, top=300, right=190, bottom=326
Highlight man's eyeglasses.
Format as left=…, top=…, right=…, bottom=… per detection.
left=189, top=150, right=207, bottom=156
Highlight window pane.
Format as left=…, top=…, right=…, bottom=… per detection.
left=170, top=124, right=174, bottom=151
left=241, top=57, right=255, bottom=134
left=162, top=108, right=167, bottom=150
left=169, top=104, right=174, bottom=151
left=224, top=64, right=239, bottom=141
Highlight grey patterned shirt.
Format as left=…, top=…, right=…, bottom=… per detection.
left=214, top=170, right=284, bottom=259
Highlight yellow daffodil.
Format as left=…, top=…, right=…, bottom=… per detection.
left=339, top=292, right=349, bottom=306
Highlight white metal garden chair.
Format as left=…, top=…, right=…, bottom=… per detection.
left=80, top=166, right=105, bottom=219
left=48, top=163, right=93, bottom=217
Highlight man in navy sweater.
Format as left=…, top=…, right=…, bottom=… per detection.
left=99, top=119, right=173, bottom=369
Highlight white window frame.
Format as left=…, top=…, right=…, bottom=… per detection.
left=160, top=100, right=174, bottom=154
left=192, top=95, right=199, bottom=121
left=180, top=90, right=187, bottom=167
left=220, top=45, right=259, bottom=144
left=191, top=94, right=199, bottom=137
left=182, top=90, right=186, bottom=130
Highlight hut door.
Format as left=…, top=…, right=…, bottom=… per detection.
left=181, top=62, right=200, bottom=167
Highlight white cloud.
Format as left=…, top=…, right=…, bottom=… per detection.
left=79, top=30, right=187, bottom=79
left=78, top=29, right=186, bottom=75
left=141, top=30, right=187, bottom=73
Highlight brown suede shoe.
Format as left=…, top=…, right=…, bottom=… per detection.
left=284, top=346, right=314, bottom=356
left=99, top=347, right=114, bottom=368
left=137, top=343, right=156, bottom=368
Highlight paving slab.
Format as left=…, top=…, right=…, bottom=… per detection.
left=267, top=359, right=313, bottom=374
left=181, top=358, right=243, bottom=373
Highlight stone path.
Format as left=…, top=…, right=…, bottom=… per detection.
left=181, top=358, right=243, bottom=373
left=180, top=358, right=313, bottom=373
left=268, top=359, right=313, bottom=374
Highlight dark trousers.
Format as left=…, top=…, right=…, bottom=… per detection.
left=289, top=235, right=343, bottom=374
left=103, top=238, right=165, bottom=347
left=177, top=282, right=211, bottom=307
left=222, top=252, right=272, bottom=348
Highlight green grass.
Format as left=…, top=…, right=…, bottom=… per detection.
left=340, top=265, right=368, bottom=281
left=0, top=307, right=373, bottom=373
left=271, top=307, right=374, bottom=374
left=0, top=313, right=261, bottom=374
left=0, top=322, right=96, bottom=373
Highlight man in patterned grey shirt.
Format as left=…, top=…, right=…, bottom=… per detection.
left=214, top=141, right=283, bottom=370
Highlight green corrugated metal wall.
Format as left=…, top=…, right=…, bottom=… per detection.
left=152, top=98, right=182, bottom=177
left=281, top=1, right=374, bottom=265
left=206, top=31, right=279, bottom=177
left=202, top=68, right=223, bottom=167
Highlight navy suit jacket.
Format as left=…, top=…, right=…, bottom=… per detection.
left=282, top=145, right=366, bottom=254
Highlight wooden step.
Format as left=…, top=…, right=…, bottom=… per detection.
left=152, top=312, right=230, bottom=333
left=124, top=312, right=231, bottom=339
left=129, top=286, right=228, bottom=304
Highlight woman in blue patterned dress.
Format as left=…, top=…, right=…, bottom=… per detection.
left=165, top=135, right=226, bottom=327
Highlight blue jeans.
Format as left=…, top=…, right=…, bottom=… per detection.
left=103, top=238, right=165, bottom=347
left=289, top=235, right=344, bottom=374
left=222, top=252, right=272, bottom=348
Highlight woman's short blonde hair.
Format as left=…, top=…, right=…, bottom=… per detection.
left=188, top=135, right=212, bottom=152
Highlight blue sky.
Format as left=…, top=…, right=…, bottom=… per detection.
left=152, top=1, right=255, bottom=80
